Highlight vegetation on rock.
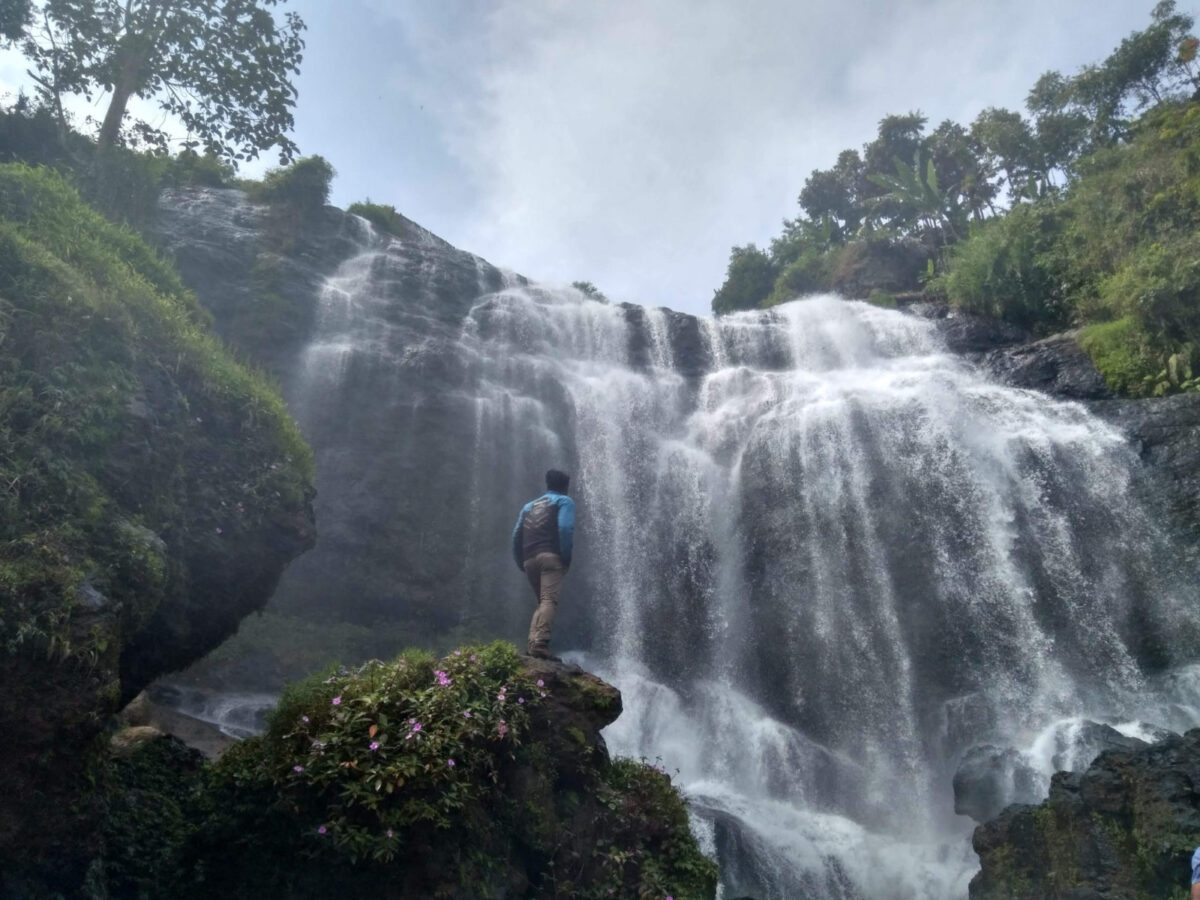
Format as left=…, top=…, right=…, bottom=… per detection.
left=0, top=160, right=315, bottom=889
left=91, top=643, right=718, bottom=900
left=711, top=1, right=1200, bottom=398
left=971, top=728, right=1200, bottom=899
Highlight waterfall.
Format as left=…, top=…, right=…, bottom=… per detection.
left=198, top=210, right=1198, bottom=898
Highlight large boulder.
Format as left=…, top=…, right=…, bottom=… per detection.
left=970, top=728, right=1200, bottom=899
left=0, top=164, right=315, bottom=889
left=80, top=644, right=718, bottom=900
left=981, top=332, right=1113, bottom=400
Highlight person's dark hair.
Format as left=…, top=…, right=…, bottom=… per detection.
left=546, top=469, right=570, bottom=493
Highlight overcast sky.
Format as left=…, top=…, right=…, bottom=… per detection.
left=1, top=1, right=1170, bottom=316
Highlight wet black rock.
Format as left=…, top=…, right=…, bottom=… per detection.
left=1091, top=392, right=1200, bottom=536
left=953, top=745, right=1042, bottom=823
left=927, top=310, right=1029, bottom=355
left=981, top=332, right=1113, bottom=400
left=970, top=728, right=1200, bottom=899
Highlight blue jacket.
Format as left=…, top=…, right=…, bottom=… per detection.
left=512, top=491, right=574, bottom=569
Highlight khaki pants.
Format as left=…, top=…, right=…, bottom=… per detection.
left=524, top=552, right=566, bottom=650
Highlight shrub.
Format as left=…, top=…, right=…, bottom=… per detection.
left=347, top=199, right=406, bottom=238
left=248, top=155, right=335, bottom=214
left=935, top=202, right=1067, bottom=333
left=712, top=244, right=777, bottom=315
left=1078, top=317, right=1159, bottom=396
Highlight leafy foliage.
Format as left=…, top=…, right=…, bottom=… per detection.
left=711, top=2, right=1200, bottom=397
left=571, top=280, right=609, bottom=302
left=157, top=644, right=718, bottom=899
left=711, top=244, right=776, bottom=314
left=21, top=0, right=306, bottom=163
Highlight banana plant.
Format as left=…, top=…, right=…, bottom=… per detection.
left=867, top=152, right=964, bottom=242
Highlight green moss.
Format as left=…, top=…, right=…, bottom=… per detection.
left=1078, top=317, right=1159, bottom=396
left=0, top=160, right=315, bottom=882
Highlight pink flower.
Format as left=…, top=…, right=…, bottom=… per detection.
left=411, top=722, right=422, bottom=733
left=332, top=696, right=342, bottom=706
left=293, top=765, right=304, bottom=773
left=318, top=825, right=327, bottom=835
left=518, top=697, right=525, bottom=704
left=369, top=741, right=380, bottom=751
left=447, top=758, right=455, bottom=767
left=540, top=691, right=547, bottom=698
left=536, top=679, right=544, bottom=687
left=497, top=692, right=506, bottom=701
left=463, top=710, right=472, bottom=718
left=498, top=720, right=508, bottom=738
left=434, top=670, right=451, bottom=686
left=301, top=715, right=309, bottom=723
left=470, top=654, right=477, bottom=661
left=387, top=829, right=394, bottom=838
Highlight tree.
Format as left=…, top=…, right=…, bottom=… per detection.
left=21, top=0, right=306, bottom=163
left=799, top=149, right=866, bottom=240
left=571, top=281, right=608, bottom=302
left=0, top=0, right=30, bottom=40
left=971, top=107, right=1042, bottom=201
left=712, top=245, right=777, bottom=315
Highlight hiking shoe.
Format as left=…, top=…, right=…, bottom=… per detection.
left=526, top=645, right=562, bottom=662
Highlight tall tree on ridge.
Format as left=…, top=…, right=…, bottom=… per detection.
left=21, top=0, right=306, bottom=163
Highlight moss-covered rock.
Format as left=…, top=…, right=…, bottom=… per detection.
left=0, top=162, right=315, bottom=890
left=90, top=643, right=717, bottom=899
left=970, top=728, right=1200, bottom=899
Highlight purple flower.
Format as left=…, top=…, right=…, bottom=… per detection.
left=387, top=828, right=394, bottom=838
left=518, top=697, right=525, bottom=704
left=411, top=722, right=422, bottom=733
left=453, top=650, right=462, bottom=656
left=536, top=679, right=545, bottom=687
left=293, top=765, right=304, bottom=773
left=332, top=696, right=342, bottom=706
left=470, top=654, right=477, bottom=661
left=540, top=691, right=546, bottom=698
left=463, top=710, right=472, bottom=718
left=434, top=669, right=451, bottom=686
left=301, top=715, right=309, bottom=723
left=214, top=527, right=223, bottom=535
left=369, top=741, right=380, bottom=751
left=497, top=692, right=506, bottom=701
left=447, top=758, right=455, bottom=767
left=318, top=825, right=327, bottom=835
left=497, top=720, right=508, bottom=738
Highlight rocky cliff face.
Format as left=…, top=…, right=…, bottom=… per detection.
left=0, top=165, right=316, bottom=892
left=970, top=728, right=1200, bottom=899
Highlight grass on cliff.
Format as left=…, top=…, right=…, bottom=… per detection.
left=0, top=159, right=313, bottom=664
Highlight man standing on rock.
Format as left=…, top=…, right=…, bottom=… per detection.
left=511, top=469, right=575, bottom=660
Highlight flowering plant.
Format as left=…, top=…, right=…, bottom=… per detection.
left=261, top=641, right=542, bottom=862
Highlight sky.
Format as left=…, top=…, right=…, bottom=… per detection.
left=0, top=1, right=1168, bottom=316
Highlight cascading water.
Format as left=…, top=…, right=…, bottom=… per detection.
left=160, top=202, right=1199, bottom=899
left=454, top=286, right=1198, bottom=897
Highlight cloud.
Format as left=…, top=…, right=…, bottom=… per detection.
left=369, top=0, right=1155, bottom=316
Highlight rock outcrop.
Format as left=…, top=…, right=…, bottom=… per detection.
left=1092, top=392, right=1200, bottom=537
left=0, top=165, right=315, bottom=891
left=970, top=728, right=1200, bottom=899
left=68, top=645, right=718, bottom=900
